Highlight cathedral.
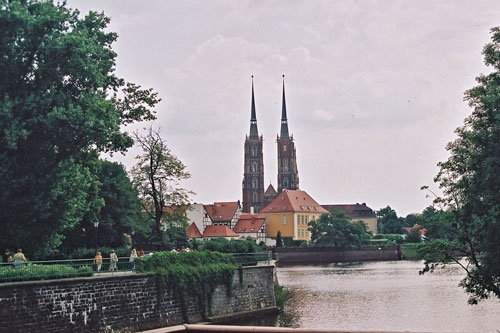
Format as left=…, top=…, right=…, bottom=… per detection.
left=242, top=76, right=299, bottom=213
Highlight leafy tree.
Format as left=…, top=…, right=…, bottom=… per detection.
left=59, top=160, right=142, bottom=255
left=421, top=27, right=500, bottom=303
left=376, top=206, right=406, bottom=234
left=276, top=230, right=283, bottom=248
left=419, top=207, right=455, bottom=241
left=308, top=211, right=371, bottom=249
left=201, top=238, right=258, bottom=253
left=131, top=127, right=191, bottom=250
left=406, top=227, right=423, bottom=243
left=0, top=1, right=158, bottom=258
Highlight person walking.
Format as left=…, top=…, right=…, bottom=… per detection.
left=2, top=249, right=11, bottom=264
left=94, top=252, right=103, bottom=272
left=13, top=249, right=27, bottom=268
left=109, top=250, right=118, bottom=271
left=129, top=249, right=137, bottom=272
left=139, top=249, right=144, bottom=257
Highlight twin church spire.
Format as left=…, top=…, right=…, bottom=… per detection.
left=242, top=76, right=299, bottom=213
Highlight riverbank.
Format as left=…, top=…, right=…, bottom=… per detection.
left=273, top=246, right=401, bottom=265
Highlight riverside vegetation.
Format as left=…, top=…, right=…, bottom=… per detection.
left=136, top=251, right=237, bottom=320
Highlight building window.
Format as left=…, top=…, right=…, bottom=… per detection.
left=252, top=177, right=257, bottom=189
left=284, top=144, right=287, bottom=152
left=283, top=159, right=288, bottom=172
left=252, top=146, right=257, bottom=156
left=252, top=162, right=257, bottom=173
left=253, top=192, right=258, bottom=203
left=283, top=178, right=288, bottom=188
left=283, top=215, right=287, bottom=225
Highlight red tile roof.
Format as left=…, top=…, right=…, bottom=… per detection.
left=186, top=222, right=202, bottom=238
left=234, top=216, right=265, bottom=233
left=203, top=202, right=239, bottom=222
left=203, top=225, right=239, bottom=238
left=405, top=224, right=426, bottom=235
left=260, top=189, right=328, bottom=214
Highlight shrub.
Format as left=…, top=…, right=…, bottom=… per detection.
left=0, top=264, right=93, bottom=282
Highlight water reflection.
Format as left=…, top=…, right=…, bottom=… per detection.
left=275, top=261, right=500, bottom=332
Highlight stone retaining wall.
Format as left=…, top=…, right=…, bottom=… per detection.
left=0, top=266, right=275, bottom=332
left=274, top=246, right=400, bottom=265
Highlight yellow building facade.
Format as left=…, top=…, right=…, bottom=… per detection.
left=260, top=189, right=328, bottom=241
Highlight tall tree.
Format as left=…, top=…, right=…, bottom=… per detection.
left=131, top=127, right=191, bottom=250
left=0, top=1, right=159, bottom=258
left=308, top=211, right=371, bottom=249
left=421, top=27, right=500, bottom=304
left=376, top=206, right=406, bottom=234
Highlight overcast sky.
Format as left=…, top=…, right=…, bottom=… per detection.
left=67, top=0, right=500, bottom=216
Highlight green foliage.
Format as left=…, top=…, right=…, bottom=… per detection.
left=419, top=207, right=456, bottom=241
left=63, top=246, right=131, bottom=259
left=422, top=27, right=500, bottom=303
left=372, top=234, right=405, bottom=244
left=308, top=211, right=371, bottom=249
left=201, top=238, right=258, bottom=254
left=136, top=251, right=236, bottom=319
left=131, top=127, right=191, bottom=250
left=276, top=231, right=283, bottom=248
left=0, top=264, right=93, bottom=282
left=59, top=160, right=142, bottom=255
left=376, top=206, right=408, bottom=234
left=406, top=227, right=423, bottom=243
left=401, top=243, right=424, bottom=260
left=274, top=283, right=291, bottom=310
left=0, top=1, right=158, bottom=258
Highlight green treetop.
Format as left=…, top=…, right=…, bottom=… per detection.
left=421, top=27, right=500, bottom=304
left=0, top=1, right=159, bottom=258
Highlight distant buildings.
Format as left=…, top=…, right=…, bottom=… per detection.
left=183, top=77, right=379, bottom=244
left=321, top=203, right=378, bottom=234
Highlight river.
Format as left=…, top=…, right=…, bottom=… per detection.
left=235, top=260, right=500, bottom=332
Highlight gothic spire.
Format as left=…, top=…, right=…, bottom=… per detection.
left=249, top=76, right=259, bottom=138
left=280, top=75, right=289, bottom=138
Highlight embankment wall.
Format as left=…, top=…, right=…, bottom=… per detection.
left=274, top=246, right=400, bottom=265
left=0, top=265, right=275, bottom=332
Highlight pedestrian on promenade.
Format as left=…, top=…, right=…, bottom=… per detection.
left=129, top=249, right=137, bottom=272
left=94, top=252, right=103, bottom=271
left=2, top=249, right=11, bottom=264
left=13, top=249, right=27, bottom=267
left=109, top=250, right=118, bottom=271
left=139, top=249, right=144, bottom=257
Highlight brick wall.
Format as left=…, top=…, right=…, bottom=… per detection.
left=0, top=266, right=275, bottom=332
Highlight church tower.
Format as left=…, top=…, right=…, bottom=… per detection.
left=242, top=77, right=265, bottom=213
left=277, top=76, right=299, bottom=193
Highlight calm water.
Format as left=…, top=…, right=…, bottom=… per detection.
left=271, top=261, right=500, bottom=332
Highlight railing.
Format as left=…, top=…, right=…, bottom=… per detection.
left=0, top=257, right=135, bottom=283
left=231, top=251, right=272, bottom=266
left=0, top=251, right=275, bottom=283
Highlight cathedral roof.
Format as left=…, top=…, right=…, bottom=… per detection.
left=260, top=189, right=328, bottom=214
left=264, top=184, right=277, bottom=195
left=280, top=75, right=289, bottom=139
left=249, top=78, right=259, bottom=138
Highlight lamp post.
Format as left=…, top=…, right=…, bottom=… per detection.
left=93, top=220, right=99, bottom=255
